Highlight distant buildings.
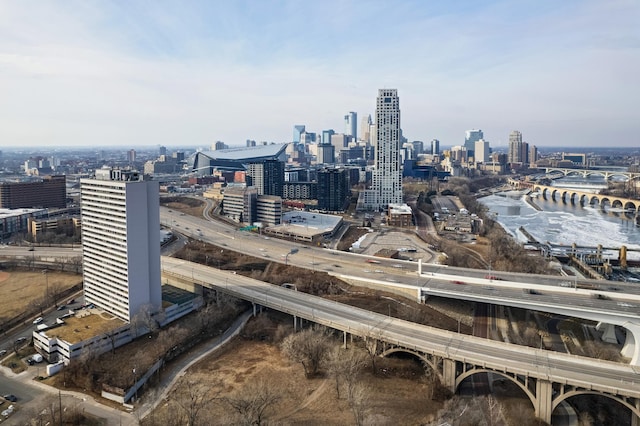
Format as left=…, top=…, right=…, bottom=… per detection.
left=464, top=129, right=483, bottom=156
left=431, top=139, right=440, bottom=155
left=508, top=130, right=523, bottom=164
left=344, top=111, right=357, bottom=141
left=0, top=175, right=66, bottom=209
left=80, top=168, right=162, bottom=322
left=474, top=139, right=490, bottom=163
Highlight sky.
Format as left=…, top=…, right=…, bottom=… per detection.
left=0, top=0, right=638, bottom=149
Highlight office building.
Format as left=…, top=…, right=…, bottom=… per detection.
left=529, top=145, right=538, bottom=167
left=344, top=112, right=357, bottom=141
left=246, top=160, right=284, bottom=197
left=474, top=139, right=491, bottom=163
left=371, top=89, right=402, bottom=208
left=0, top=175, right=66, bottom=209
left=360, top=114, right=372, bottom=143
left=508, top=131, right=523, bottom=164
left=316, top=143, right=335, bottom=164
left=127, top=149, right=136, bottom=163
left=431, top=139, right=440, bottom=155
left=464, top=130, right=483, bottom=154
left=80, top=168, right=161, bottom=322
left=317, top=168, right=349, bottom=212
left=293, top=125, right=306, bottom=143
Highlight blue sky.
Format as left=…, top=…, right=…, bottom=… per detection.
left=0, top=0, right=638, bottom=148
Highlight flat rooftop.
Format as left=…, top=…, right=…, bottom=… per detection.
left=42, top=309, right=125, bottom=345
left=267, top=211, right=342, bottom=239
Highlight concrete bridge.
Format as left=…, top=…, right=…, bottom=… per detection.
left=531, top=184, right=640, bottom=214
left=540, top=167, right=640, bottom=181
left=162, top=257, right=640, bottom=425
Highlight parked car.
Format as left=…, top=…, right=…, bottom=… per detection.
left=0, top=349, right=7, bottom=357
left=3, top=395, right=17, bottom=402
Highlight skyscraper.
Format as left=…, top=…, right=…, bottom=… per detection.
left=344, top=112, right=357, bottom=141
left=508, top=131, right=523, bottom=163
left=80, top=168, right=161, bottom=322
left=474, top=139, right=490, bottom=163
left=293, top=125, right=306, bottom=143
left=431, top=139, right=440, bottom=155
left=464, top=130, right=483, bottom=154
left=372, top=89, right=402, bottom=208
left=360, top=114, right=372, bottom=143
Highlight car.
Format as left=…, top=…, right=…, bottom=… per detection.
left=485, top=275, right=502, bottom=280
left=451, top=280, right=465, bottom=285
left=16, top=337, right=27, bottom=343
left=0, top=349, right=7, bottom=357
left=57, top=305, right=66, bottom=311
left=3, top=395, right=17, bottom=402
left=33, top=317, right=43, bottom=324
left=68, top=299, right=75, bottom=304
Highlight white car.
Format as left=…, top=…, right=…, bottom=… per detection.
left=33, top=317, right=43, bottom=325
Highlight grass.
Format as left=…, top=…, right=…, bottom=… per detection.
left=0, top=269, right=82, bottom=323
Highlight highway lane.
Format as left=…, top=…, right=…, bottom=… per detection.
left=162, top=257, right=640, bottom=399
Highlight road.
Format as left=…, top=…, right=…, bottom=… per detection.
left=162, top=257, right=640, bottom=401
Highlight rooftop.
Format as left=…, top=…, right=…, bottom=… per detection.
left=42, top=309, right=125, bottom=345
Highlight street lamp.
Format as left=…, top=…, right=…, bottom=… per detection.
left=284, top=248, right=299, bottom=266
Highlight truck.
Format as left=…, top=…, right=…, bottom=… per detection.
left=31, top=354, right=43, bottom=363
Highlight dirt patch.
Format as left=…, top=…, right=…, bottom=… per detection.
left=151, top=333, right=440, bottom=425
left=336, top=226, right=371, bottom=251
left=0, top=271, right=9, bottom=283
left=0, top=270, right=81, bottom=323
left=160, top=196, right=205, bottom=218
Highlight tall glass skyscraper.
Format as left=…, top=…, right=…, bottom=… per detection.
left=344, top=111, right=357, bottom=141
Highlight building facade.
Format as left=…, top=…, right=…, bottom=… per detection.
left=0, top=175, right=66, bottom=209
left=246, top=160, right=284, bottom=197
left=371, top=89, right=403, bottom=209
left=317, top=168, right=349, bottom=212
left=80, top=169, right=161, bottom=322
left=344, top=111, right=357, bottom=141
left=464, top=130, right=483, bottom=154
left=508, top=130, right=523, bottom=164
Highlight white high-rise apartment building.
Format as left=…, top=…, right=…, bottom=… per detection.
left=80, top=168, right=162, bottom=322
left=372, top=89, right=402, bottom=208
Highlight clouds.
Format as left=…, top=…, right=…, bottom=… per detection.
left=0, top=0, right=638, bottom=148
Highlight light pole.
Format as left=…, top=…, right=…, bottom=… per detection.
left=285, top=248, right=299, bottom=266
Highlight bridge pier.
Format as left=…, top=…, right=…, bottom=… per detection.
left=535, top=379, right=553, bottom=424
left=621, top=322, right=640, bottom=365
left=442, top=359, right=457, bottom=392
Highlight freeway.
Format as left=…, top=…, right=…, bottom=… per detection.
left=162, top=257, right=640, bottom=399
left=161, top=207, right=640, bottom=311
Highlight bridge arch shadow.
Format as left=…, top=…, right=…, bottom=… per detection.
left=552, top=389, right=638, bottom=422
left=379, top=347, right=442, bottom=381
left=454, top=368, right=536, bottom=407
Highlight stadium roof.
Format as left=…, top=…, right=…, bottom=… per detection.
left=191, top=143, right=289, bottom=173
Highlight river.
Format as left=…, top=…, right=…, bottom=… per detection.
left=479, top=177, right=640, bottom=259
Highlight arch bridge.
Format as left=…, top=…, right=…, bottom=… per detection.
left=532, top=184, right=640, bottom=215
left=162, top=257, right=640, bottom=425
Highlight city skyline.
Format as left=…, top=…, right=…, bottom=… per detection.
left=0, top=1, right=638, bottom=148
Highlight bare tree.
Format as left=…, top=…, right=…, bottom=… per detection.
left=280, top=326, right=333, bottom=378
left=348, top=382, right=370, bottom=426
left=223, top=380, right=281, bottom=426
left=326, top=345, right=367, bottom=399
left=171, top=378, right=221, bottom=426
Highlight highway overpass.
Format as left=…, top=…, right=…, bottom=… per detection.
left=161, top=256, right=640, bottom=424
